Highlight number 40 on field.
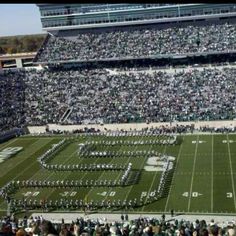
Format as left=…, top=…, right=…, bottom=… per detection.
left=182, top=192, right=202, bottom=197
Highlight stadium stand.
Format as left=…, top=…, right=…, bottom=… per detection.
left=1, top=213, right=236, bottom=236
left=0, top=70, right=25, bottom=134
left=1, top=66, right=235, bottom=126
left=1, top=4, right=236, bottom=228
left=34, top=22, right=236, bottom=63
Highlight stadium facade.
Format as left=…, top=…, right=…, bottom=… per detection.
left=37, top=4, right=236, bottom=34
left=33, top=4, right=236, bottom=70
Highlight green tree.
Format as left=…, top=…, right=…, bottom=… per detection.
left=7, top=47, right=17, bottom=54
left=0, top=34, right=46, bottom=54
left=0, top=46, right=5, bottom=54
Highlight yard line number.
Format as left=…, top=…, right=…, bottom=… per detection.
left=183, top=192, right=234, bottom=198
left=222, top=140, right=236, bottom=143
left=59, top=191, right=77, bottom=197
left=141, top=191, right=156, bottom=198
left=192, top=141, right=206, bottom=144
left=22, top=191, right=40, bottom=197
left=97, top=191, right=116, bottom=197
left=182, top=192, right=202, bottom=197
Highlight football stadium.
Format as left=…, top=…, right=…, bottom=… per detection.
left=1, top=3, right=236, bottom=236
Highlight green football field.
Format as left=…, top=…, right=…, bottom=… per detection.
left=0, top=133, right=236, bottom=215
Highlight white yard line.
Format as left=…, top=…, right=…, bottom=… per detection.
left=77, top=149, right=117, bottom=205
left=47, top=137, right=113, bottom=202
left=3, top=139, right=54, bottom=182
left=164, top=137, right=184, bottom=212
left=141, top=140, right=167, bottom=211
left=18, top=140, right=73, bottom=200
left=90, top=136, right=145, bottom=202
left=123, top=154, right=147, bottom=202
left=42, top=146, right=86, bottom=200
left=123, top=136, right=155, bottom=204
left=187, top=135, right=199, bottom=212
left=104, top=156, right=134, bottom=202
left=211, top=135, right=214, bottom=212
left=31, top=148, right=79, bottom=181
left=226, top=134, right=236, bottom=211
left=0, top=138, right=55, bottom=178
left=0, top=138, right=18, bottom=150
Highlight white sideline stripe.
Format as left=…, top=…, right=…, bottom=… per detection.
left=164, top=137, right=184, bottom=212
left=211, top=135, right=214, bottom=213
left=226, top=134, right=236, bottom=211
left=188, top=135, right=199, bottom=212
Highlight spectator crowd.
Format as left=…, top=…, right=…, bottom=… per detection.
left=35, top=22, right=236, bottom=63
left=1, top=213, right=236, bottom=236
left=1, top=66, right=235, bottom=128
left=0, top=71, right=25, bottom=134
left=1, top=19, right=236, bottom=236
left=1, top=21, right=236, bottom=133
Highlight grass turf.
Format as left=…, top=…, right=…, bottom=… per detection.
left=0, top=133, right=236, bottom=215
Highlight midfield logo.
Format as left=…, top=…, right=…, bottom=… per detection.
left=144, top=156, right=175, bottom=172
left=0, top=147, right=23, bottom=162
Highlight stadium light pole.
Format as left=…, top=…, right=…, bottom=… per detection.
left=177, top=5, right=180, bottom=17
left=107, top=4, right=110, bottom=22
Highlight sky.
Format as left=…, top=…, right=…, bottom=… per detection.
left=0, top=4, right=44, bottom=37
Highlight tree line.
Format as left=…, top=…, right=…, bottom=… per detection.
left=0, top=34, right=46, bottom=54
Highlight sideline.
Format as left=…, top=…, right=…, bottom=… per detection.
left=28, top=120, right=236, bottom=134
left=30, top=212, right=236, bottom=227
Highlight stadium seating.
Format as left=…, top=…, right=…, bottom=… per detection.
left=23, top=67, right=236, bottom=125
left=0, top=70, right=25, bottom=133
left=2, top=9, right=236, bottom=232
left=0, top=213, right=235, bottom=236
left=35, top=22, right=236, bottom=63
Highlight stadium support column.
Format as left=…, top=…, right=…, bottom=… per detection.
left=16, top=58, right=23, bottom=68
left=0, top=60, right=2, bottom=70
